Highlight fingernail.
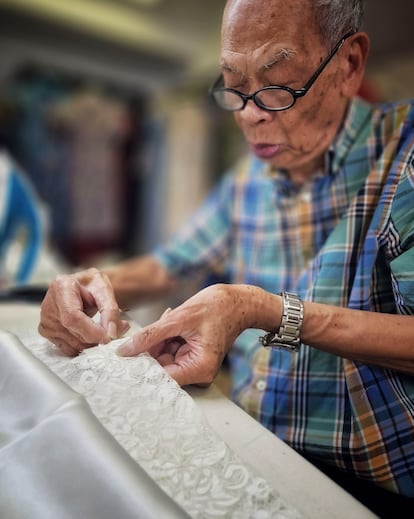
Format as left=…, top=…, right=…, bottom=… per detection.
left=121, top=322, right=131, bottom=334
left=108, top=321, right=118, bottom=340
left=161, top=307, right=172, bottom=318
left=117, top=338, right=133, bottom=356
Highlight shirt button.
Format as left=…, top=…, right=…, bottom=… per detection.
left=301, top=191, right=311, bottom=203
left=255, top=379, right=266, bottom=392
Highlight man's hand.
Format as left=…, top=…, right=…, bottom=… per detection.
left=118, top=284, right=255, bottom=386
left=39, top=268, right=129, bottom=356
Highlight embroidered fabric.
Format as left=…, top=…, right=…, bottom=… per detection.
left=29, top=339, right=301, bottom=518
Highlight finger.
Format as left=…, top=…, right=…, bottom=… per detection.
left=164, top=363, right=204, bottom=387
left=119, top=320, right=131, bottom=336
left=59, top=344, right=79, bottom=357
left=161, top=307, right=172, bottom=318
left=164, top=337, right=185, bottom=355
left=38, top=328, right=88, bottom=357
left=59, top=308, right=111, bottom=345
left=83, top=272, right=123, bottom=339
left=117, top=320, right=180, bottom=357
left=49, top=277, right=110, bottom=345
left=38, top=320, right=85, bottom=353
left=149, top=340, right=199, bottom=386
left=78, top=282, right=97, bottom=310
left=174, top=342, right=191, bottom=359
left=45, top=327, right=96, bottom=355
left=106, top=319, right=131, bottom=341
left=56, top=340, right=98, bottom=357
left=164, top=362, right=217, bottom=387
left=42, top=332, right=80, bottom=356
left=164, top=345, right=220, bottom=387
left=58, top=340, right=98, bottom=356
left=157, top=353, right=175, bottom=366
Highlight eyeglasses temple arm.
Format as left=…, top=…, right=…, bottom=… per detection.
left=300, top=31, right=354, bottom=93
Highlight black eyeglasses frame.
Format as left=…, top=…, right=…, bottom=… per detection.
left=210, top=31, right=355, bottom=112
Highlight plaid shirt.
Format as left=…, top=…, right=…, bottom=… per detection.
left=154, top=97, right=414, bottom=496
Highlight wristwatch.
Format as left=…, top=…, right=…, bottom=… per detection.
left=259, top=292, right=303, bottom=352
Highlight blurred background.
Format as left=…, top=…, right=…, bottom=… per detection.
left=0, top=0, right=412, bottom=292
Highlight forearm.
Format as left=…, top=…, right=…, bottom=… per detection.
left=301, top=301, right=414, bottom=373
left=228, top=284, right=414, bottom=374
left=103, top=255, right=178, bottom=310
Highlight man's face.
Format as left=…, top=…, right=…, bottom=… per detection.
left=221, top=0, right=350, bottom=179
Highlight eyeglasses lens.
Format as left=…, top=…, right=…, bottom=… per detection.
left=213, top=87, right=295, bottom=111
left=256, top=88, right=294, bottom=110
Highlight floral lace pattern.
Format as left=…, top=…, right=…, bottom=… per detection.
left=30, top=339, right=301, bottom=518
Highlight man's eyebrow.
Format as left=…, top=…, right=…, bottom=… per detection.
left=261, top=48, right=296, bottom=71
left=220, top=60, right=243, bottom=75
left=220, top=48, right=296, bottom=76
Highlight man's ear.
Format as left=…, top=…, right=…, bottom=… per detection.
left=340, top=32, right=370, bottom=98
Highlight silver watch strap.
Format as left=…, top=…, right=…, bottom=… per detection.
left=259, top=292, right=303, bottom=352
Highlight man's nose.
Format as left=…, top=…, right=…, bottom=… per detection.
left=238, top=99, right=273, bottom=125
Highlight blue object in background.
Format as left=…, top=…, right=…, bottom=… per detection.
left=0, top=152, right=42, bottom=285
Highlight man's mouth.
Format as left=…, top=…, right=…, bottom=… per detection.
left=249, top=143, right=280, bottom=159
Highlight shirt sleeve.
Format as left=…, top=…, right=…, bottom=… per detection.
left=390, top=156, right=414, bottom=313
left=388, top=122, right=414, bottom=308
left=153, top=170, right=236, bottom=280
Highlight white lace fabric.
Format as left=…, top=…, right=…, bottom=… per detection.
left=29, top=339, right=301, bottom=519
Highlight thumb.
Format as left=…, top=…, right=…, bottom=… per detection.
left=163, top=364, right=189, bottom=387
left=117, top=320, right=174, bottom=357
left=79, top=284, right=97, bottom=309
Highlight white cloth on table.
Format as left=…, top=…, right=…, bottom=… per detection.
left=24, top=336, right=301, bottom=518
left=0, top=331, right=186, bottom=519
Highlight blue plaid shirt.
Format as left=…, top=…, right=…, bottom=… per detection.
left=154, top=97, right=414, bottom=496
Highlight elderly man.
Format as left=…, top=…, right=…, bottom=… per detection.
left=39, top=0, right=414, bottom=512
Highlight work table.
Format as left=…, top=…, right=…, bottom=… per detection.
left=0, top=302, right=376, bottom=518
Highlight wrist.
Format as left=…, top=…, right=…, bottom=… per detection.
left=226, top=284, right=283, bottom=332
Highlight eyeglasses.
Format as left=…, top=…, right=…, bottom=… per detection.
left=210, top=32, right=354, bottom=112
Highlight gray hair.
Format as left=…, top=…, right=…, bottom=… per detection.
left=313, top=0, right=364, bottom=47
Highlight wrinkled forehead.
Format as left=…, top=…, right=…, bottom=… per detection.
left=221, top=0, right=321, bottom=54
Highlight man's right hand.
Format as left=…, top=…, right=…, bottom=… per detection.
left=38, top=268, right=130, bottom=356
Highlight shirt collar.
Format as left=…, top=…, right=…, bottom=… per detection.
left=263, top=96, right=373, bottom=194
left=328, top=96, right=373, bottom=174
